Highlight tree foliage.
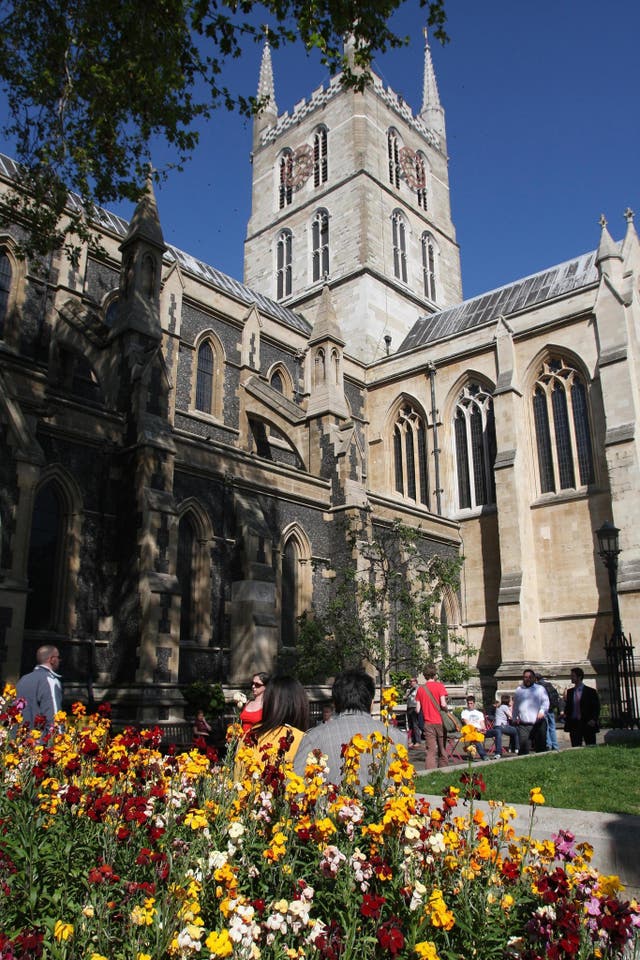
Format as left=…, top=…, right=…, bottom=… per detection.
left=296, top=518, right=468, bottom=684
left=0, top=0, right=448, bottom=261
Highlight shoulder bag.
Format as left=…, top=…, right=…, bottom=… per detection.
left=421, top=683, right=460, bottom=735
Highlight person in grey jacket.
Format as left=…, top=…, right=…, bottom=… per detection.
left=293, top=668, right=403, bottom=788
left=16, top=645, right=63, bottom=730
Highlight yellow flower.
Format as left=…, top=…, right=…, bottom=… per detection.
left=460, top=723, right=484, bottom=744
left=414, top=942, right=440, bottom=960
left=529, top=787, right=545, bottom=805
left=597, top=874, right=623, bottom=896
left=53, top=921, right=73, bottom=942
left=184, top=808, right=209, bottom=830
left=501, top=894, right=515, bottom=911
left=88, top=954, right=109, bottom=960
left=205, top=929, right=234, bottom=957
left=137, top=955, right=153, bottom=960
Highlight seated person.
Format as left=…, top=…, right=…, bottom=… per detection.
left=235, top=676, right=309, bottom=778
left=493, top=694, right=520, bottom=754
left=460, top=695, right=500, bottom=759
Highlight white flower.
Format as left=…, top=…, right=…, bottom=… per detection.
left=228, top=821, right=245, bottom=839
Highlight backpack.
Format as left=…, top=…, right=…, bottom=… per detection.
left=541, top=679, right=560, bottom=711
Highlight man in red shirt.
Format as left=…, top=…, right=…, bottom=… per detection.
left=416, top=662, right=449, bottom=769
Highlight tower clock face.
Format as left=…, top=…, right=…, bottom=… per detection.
left=284, top=144, right=314, bottom=189
left=399, top=146, right=422, bottom=191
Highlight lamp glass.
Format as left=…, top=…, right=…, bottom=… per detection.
left=596, top=521, right=620, bottom=559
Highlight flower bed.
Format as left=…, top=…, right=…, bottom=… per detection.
left=0, top=685, right=638, bottom=960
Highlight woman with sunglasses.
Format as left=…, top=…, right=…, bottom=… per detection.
left=240, top=672, right=270, bottom=734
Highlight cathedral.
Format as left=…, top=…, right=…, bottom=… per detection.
left=0, top=32, right=638, bottom=719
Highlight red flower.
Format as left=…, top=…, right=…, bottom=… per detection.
left=360, top=893, right=386, bottom=919
left=376, top=920, right=405, bottom=956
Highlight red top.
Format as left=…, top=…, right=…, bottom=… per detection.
left=240, top=704, right=263, bottom=734
left=416, top=680, right=448, bottom=725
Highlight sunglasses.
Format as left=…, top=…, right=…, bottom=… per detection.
left=251, top=682, right=264, bottom=688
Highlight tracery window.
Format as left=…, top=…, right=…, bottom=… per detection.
left=313, top=127, right=328, bottom=187
left=387, top=129, right=401, bottom=188
left=278, top=150, right=293, bottom=209
left=392, top=211, right=408, bottom=283
left=415, top=153, right=428, bottom=210
left=393, top=402, right=430, bottom=506
left=421, top=232, right=437, bottom=301
left=312, top=209, right=329, bottom=282
left=532, top=358, right=594, bottom=494
left=0, top=251, right=12, bottom=338
left=276, top=229, right=292, bottom=299
left=454, top=383, right=497, bottom=510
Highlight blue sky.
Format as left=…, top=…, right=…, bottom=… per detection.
left=5, top=1, right=640, bottom=301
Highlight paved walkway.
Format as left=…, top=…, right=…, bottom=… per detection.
left=407, top=729, right=640, bottom=898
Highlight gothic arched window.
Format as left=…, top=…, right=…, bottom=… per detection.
left=421, top=232, right=437, bottom=301
left=387, top=129, right=401, bottom=188
left=281, top=537, right=298, bottom=648
left=270, top=370, right=284, bottom=394
left=393, top=402, right=430, bottom=506
left=278, top=150, right=293, bottom=209
left=280, top=527, right=311, bottom=649
left=392, top=211, right=408, bottom=283
left=532, top=358, right=594, bottom=494
left=415, top=152, right=428, bottom=210
left=454, top=383, right=497, bottom=510
left=312, top=209, right=329, bottom=282
left=177, top=513, right=196, bottom=644
left=25, top=482, right=65, bottom=631
left=313, top=126, right=328, bottom=187
left=196, top=341, right=214, bottom=413
left=0, top=251, right=12, bottom=338
left=276, top=229, right=292, bottom=299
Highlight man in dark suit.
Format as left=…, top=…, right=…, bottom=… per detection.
left=564, top=667, right=600, bottom=746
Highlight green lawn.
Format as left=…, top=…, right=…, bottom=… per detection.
left=414, top=744, right=640, bottom=815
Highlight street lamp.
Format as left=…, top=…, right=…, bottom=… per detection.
left=595, top=521, right=639, bottom=728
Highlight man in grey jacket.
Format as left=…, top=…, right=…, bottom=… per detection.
left=293, top=668, right=403, bottom=788
left=16, top=645, right=63, bottom=730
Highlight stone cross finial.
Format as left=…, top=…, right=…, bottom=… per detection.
left=624, top=207, right=634, bottom=224
left=598, top=214, right=607, bottom=229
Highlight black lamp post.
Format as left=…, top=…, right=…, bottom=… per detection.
left=595, top=521, right=639, bottom=729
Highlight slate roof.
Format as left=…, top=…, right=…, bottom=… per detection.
left=398, top=250, right=601, bottom=353
left=0, top=153, right=312, bottom=337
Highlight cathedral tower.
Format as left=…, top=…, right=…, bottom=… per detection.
left=244, top=30, right=462, bottom=363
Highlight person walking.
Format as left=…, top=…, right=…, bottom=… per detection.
left=512, top=668, right=549, bottom=754
left=564, top=667, right=600, bottom=746
left=535, top=672, right=561, bottom=750
left=416, top=662, right=449, bottom=770
left=16, top=645, right=63, bottom=732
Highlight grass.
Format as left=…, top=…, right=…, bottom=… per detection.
left=414, top=744, right=640, bottom=815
